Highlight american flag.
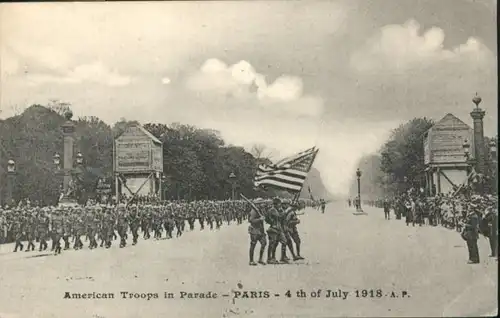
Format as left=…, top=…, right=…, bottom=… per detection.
left=254, top=147, right=318, bottom=192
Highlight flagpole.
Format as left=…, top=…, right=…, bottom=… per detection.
left=292, top=148, right=319, bottom=205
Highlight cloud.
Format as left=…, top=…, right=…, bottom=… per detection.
left=186, top=58, right=323, bottom=117
left=25, top=61, right=132, bottom=87
left=161, top=77, right=171, bottom=85
left=350, top=19, right=495, bottom=73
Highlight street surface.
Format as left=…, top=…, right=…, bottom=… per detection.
left=0, top=202, right=497, bottom=318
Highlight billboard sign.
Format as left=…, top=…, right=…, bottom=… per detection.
left=430, top=128, right=471, bottom=164
left=115, top=139, right=151, bottom=172
left=114, top=125, right=164, bottom=173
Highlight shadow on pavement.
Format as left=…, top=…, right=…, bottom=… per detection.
left=25, top=253, right=53, bottom=259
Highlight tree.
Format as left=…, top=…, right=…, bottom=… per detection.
left=379, top=117, right=434, bottom=196
left=112, top=118, right=140, bottom=138
left=250, top=144, right=275, bottom=161
left=47, top=99, right=72, bottom=116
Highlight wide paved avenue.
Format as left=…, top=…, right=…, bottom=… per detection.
left=0, top=202, right=497, bottom=318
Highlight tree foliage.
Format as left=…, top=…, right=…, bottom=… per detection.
left=0, top=104, right=332, bottom=205
left=378, top=117, right=434, bottom=195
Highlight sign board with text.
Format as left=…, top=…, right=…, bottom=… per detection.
left=114, top=125, right=164, bottom=173
left=426, top=114, right=473, bottom=165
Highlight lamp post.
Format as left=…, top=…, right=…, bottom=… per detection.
left=490, top=139, right=497, bottom=194
left=161, top=175, right=167, bottom=201
left=6, top=159, right=16, bottom=206
left=462, top=139, right=476, bottom=174
left=229, top=172, right=236, bottom=200
left=356, top=168, right=363, bottom=212
left=463, top=139, right=477, bottom=197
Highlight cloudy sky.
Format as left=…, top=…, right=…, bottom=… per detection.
left=0, top=0, right=497, bottom=195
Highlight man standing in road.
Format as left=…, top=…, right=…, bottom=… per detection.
left=383, top=198, right=390, bottom=220
left=462, top=201, right=480, bottom=264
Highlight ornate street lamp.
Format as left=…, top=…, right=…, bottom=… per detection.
left=53, top=153, right=61, bottom=169
left=7, top=159, right=15, bottom=173
left=490, top=139, right=498, bottom=193
left=356, top=168, right=363, bottom=212
left=161, top=175, right=167, bottom=201
left=76, top=152, right=83, bottom=165
left=6, top=159, right=16, bottom=205
left=490, top=139, right=497, bottom=156
left=463, top=139, right=471, bottom=160
left=229, top=172, right=236, bottom=200
left=462, top=139, right=476, bottom=175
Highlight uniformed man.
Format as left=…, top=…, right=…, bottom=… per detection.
left=462, top=199, right=480, bottom=264
left=383, top=198, right=390, bottom=220
left=279, top=201, right=298, bottom=263
left=72, top=209, right=85, bottom=250
left=286, top=203, right=304, bottom=260
left=37, top=209, right=50, bottom=251
left=116, top=205, right=129, bottom=248
left=11, top=211, right=24, bottom=252
left=128, top=205, right=141, bottom=245
left=248, top=199, right=267, bottom=266
left=62, top=210, right=73, bottom=250
left=51, top=208, right=64, bottom=255
left=25, top=210, right=36, bottom=252
left=482, top=196, right=498, bottom=258
left=87, top=207, right=100, bottom=249
left=266, top=198, right=284, bottom=265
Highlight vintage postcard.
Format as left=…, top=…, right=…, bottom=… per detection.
left=0, top=1, right=497, bottom=317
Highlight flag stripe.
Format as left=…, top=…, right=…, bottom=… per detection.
left=254, top=179, right=302, bottom=192
left=257, top=166, right=308, bottom=176
left=256, top=168, right=308, bottom=178
left=254, top=174, right=305, bottom=186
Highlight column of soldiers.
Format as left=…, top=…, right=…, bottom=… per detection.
left=247, top=197, right=307, bottom=266
left=0, top=199, right=252, bottom=255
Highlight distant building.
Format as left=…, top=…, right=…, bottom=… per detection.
left=423, top=113, right=474, bottom=196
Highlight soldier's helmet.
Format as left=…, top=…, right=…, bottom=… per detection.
left=273, top=198, right=281, bottom=205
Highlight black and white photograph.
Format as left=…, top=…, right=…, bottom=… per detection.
left=0, top=1, right=497, bottom=317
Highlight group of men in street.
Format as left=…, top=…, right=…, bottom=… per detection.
left=0, top=199, right=250, bottom=254
left=377, top=192, right=498, bottom=264
left=247, top=197, right=310, bottom=266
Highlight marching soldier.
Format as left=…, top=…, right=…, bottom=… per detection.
left=117, top=205, right=129, bottom=248
left=37, top=209, right=50, bottom=251
left=12, top=211, right=25, bottom=252
left=102, top=208, right=114, bottom=248
left=73, top=209, right=85, bottom=250
left=25, top=210, right=36, bottom=252
left=265, top=198, right=284, bottom=265
left=128, top=205, right=141, bottom=245
left=286, top=203, right=304, bottom=260
left=51, top=208, right=64, bottom=255
left=248, top=199, right=267, bottom=266
left=279, top=201, right=298, bottom=263
left=87, top=207, right=100, bottom=249
left=62, top=210, right=73, bottom=250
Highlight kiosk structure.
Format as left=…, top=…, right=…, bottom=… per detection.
left=423, top=113, right=474, bottom=196
left=113, top=125, right=163, bottom=203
